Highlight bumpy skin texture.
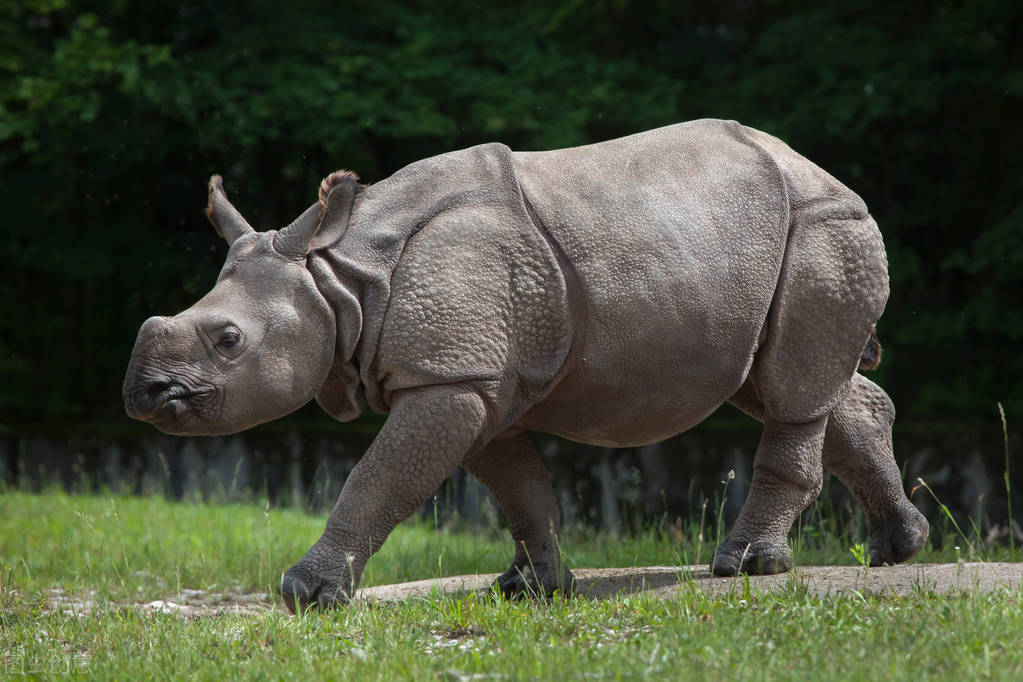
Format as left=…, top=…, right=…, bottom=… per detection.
left=123, top=119, right=928, bottom=611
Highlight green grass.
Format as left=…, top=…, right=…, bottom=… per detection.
left=2, top=491, right=1022, bottom=680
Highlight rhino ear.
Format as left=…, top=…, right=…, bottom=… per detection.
left=205, top=175, right=255, bottom=245
left=275, top=170, right=365, bottom=259
left=272, top=201, right=321, bottom=260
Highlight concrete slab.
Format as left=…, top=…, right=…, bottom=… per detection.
left=355, top=563, right=1023, bottom=602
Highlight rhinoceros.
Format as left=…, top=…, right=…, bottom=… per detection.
left=123, top=119, right=928, bottom=611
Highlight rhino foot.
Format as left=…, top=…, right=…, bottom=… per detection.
left=495, top=562, right=577, bottom=598
left=278, top=567, right=352, bottom=613
left=711, top=539, right=792, bottom=576
left=868, top=499, right=929, bottom=566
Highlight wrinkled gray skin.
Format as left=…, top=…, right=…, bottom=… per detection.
left=123, top=119, right=929, bottom=612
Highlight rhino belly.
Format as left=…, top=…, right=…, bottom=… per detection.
left=516, top=265, right=774, bottom=447
left=513, top=120, right=789, bottom=446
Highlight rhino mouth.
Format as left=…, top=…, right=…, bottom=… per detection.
left=124, top=377, right=217, bottom=429
left=147, top=384, right=195, bottom=422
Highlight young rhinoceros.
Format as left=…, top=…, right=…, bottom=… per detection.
left=123, top=119, right=928, bottom=611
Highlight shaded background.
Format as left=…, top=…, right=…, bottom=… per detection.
left=1, top=1, right=1020, bottom=536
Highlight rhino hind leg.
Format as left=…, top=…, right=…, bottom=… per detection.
left=711, top=413, right=827, bottom=576
left=822, top=373, right=928, bottom=565
left=724, top=373, right=928, bottom=571
left=753, top=213, right=891, bottom=424
left=711, top=211, right=905, bottom=576
left=464, top=433, right=576, bottom=598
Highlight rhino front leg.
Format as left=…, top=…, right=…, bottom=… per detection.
left=464, top=433, right=575, bottom=598
left=712, top=415, right=827, bottom=575
left=279, top=385, right=489, bottom=612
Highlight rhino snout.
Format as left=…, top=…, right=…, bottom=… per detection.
left=124, top=378, right=190, bottom=421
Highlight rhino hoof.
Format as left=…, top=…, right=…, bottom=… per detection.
left=495, top=563, right=577, bottom=599
left=278, top=573, right=314, bottom=614
left=869, top=501, right=929, bottom=566
left=278, top=571, right=351, bottom=613
left=711, top=539, right=792, bottom=576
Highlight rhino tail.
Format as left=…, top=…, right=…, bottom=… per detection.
left=858, top=326, right=882, bottom=371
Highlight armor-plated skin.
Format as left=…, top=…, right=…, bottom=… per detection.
left=123, top=120, right=928, bottom=610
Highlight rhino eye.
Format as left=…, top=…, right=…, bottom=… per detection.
left=217, top=330, right=241, bottom=350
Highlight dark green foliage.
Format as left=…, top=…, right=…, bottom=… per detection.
left=2, top=0, right=1021, bottom=427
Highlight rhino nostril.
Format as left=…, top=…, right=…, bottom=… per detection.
left=131, top=379, right=189, bottom=418
left=145, top=381, right=170, bottom=397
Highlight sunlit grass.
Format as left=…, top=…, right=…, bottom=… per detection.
left=1, top=487, right=1019, bottom=601
left=1, top=490, right=1021, bottom=680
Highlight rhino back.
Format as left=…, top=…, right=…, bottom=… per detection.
left=511, top=119, right=791, bottom=445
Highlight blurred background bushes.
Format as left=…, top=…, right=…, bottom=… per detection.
left=2, top=0, right=1021, bottom=430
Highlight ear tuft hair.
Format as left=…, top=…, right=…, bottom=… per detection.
left=318, top=170, right=362, bottom=221
left=206, top=175, right=224, bottom=220
left=204, top=174, right=254, bottom=244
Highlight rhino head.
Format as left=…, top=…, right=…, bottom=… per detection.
left=123, top=172, right=363, bottom=435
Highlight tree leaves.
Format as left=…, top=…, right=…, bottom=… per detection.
left=1, top=0, right=1021, bottom=424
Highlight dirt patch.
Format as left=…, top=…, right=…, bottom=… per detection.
left=44, top=588, right=101, bottom=617
left=357, top=562, right=1023, bottom=602
left=43, top=588, right=279, bottom=619
left=38, top=563, right=1022, bottom=619
left=136, top=589, right=275, bottom=618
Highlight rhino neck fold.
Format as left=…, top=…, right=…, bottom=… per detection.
left=306, top=253, right=372, bottom=421
left=309, top=141, right=534, bottom=418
